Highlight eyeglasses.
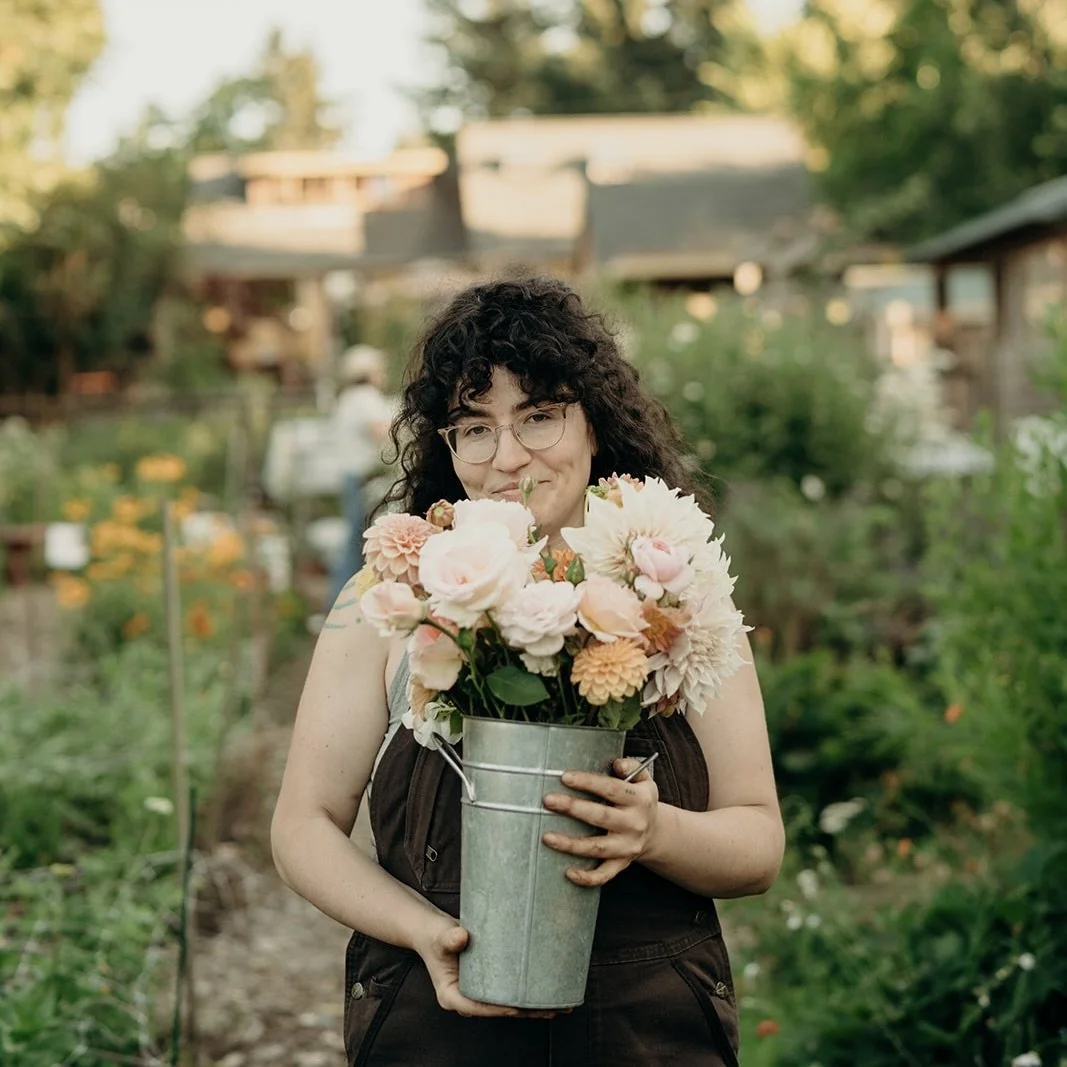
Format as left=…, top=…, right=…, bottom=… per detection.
left=439, top=404, right=570, bottom=464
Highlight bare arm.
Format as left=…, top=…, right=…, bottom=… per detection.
left=544, top=634, right=785, bottom=898
left=270, top=591, right=522, bottom=1018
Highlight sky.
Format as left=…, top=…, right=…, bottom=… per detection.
left=66, top=0, right=803, bottom=165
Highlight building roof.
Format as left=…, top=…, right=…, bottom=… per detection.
left=909, top=174, right=1067, bottom=263
left=584, top=164, right=815, bottom=280
left=455, top=113, right=810, bottom=267
left=179, top=243, right=364, bottom=279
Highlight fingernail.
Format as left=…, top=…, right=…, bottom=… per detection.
left=561, top=772, right=577, bottom=786
left=543, top=793, right=563, bottom=808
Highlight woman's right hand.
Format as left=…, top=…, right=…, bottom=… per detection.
left=414, top=918, right=559, bottom=1019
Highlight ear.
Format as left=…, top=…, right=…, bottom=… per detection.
left=588, top=425, right=599, bottom=458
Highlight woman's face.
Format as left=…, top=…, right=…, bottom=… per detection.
left=446, top=367, right=596, bottom=541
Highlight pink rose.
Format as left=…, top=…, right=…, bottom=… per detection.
left=630, top=535, right=694, bottom=601
left=408, top=622, right=465, bottom=691
left=417, top=523, right=531, bottom=628
left=360, top=581, right=426, bottom=637
left=493, top=580, right=581, bottom=656
left=576, top=575, right=648, bottom=644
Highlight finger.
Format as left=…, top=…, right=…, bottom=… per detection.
left=543, top=830, right=638, bottom=862
left=544, top=793, right=636, bottom=831
left=444, top=993, right=521, bottom=1018
left=566, top=858, right=628, bottom=887
left=442, top=926, right=469, bottom=953
left=612, top=756, right=653, bottom=782
left=559, top=770, right=650, bottom=804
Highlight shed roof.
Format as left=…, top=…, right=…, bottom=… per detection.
left=909, top=175, right=1067, bottom=263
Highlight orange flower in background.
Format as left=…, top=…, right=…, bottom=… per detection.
left=230, top=569, right=255, bottom=591
left=896, top=838, right=913, bottom=859
left=944, top=702, right=964, bottom=724
left=136, top=454, right=187, bottom=483
left=207, top=530, right=245, bottom=568
left=121, top=612, right=151, bottom=640
left=52, top=573, right=91, bottom=609
left=112, top=496, right=150, bottom=525
left=570, top=638, right=648, bottom=705
left=186, top=601, right=215, bottom=639
left=756, top=1020, right=780, bottom=1039
left=62, top=498, right=92, bottom=522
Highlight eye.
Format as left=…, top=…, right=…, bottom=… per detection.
left=525, top=407, right=558, bottom=425
left=458, top=423, right=491, bottom=439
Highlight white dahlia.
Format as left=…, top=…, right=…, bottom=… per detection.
left=562, top=477, right=728, bottom=600
left=642, top=594, right=749, bottom=714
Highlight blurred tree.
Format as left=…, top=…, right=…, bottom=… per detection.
left=417, top=0, right=763, bottom=130
left=189, top=28, right=342, bottom=153
left=0, top=0, right=105, bottom=230
left=786, top=0, right=1067, bottom=242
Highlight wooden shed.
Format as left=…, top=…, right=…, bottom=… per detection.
left=910, top=176, right=1067, bottom=430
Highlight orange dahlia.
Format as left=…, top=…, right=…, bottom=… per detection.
left=571, top=638, right=648, bottom=706
left=532, top=548, right=576, bottom=582
left=641, top=602, right=688, bottom=654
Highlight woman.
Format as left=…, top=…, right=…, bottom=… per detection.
left=271, top=277, right=784, bottom=1066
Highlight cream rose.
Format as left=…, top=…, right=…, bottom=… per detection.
left=630, top=535, right=694, bottom=601
left=493, top=580, right=581, bottom=656
left=408, top=622, right=465, bottom=691
left=576, top=575, right=648, bottom=643
left=452, top=498, right=536, bottom=547
left=360, top=581, right=426, bottom=636
left=418, top=522, right=531, bottom=628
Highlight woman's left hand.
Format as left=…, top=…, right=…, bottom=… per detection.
left=541, top=757, right=659, bottom=887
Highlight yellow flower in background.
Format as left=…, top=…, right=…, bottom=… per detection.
left=62, top=498, right=92, bottom=522
left=230, top=569, right=255, bottom=591
left=207, top=530, right=245, bottom=568
left=136, top=454, right=187, bottom=483
left=122, top=612, right=151, bottom=640
left=52, top=573, right=91, bottom=609
left=112, top=496, right=151, bottom=525
left=186, top=601, right=215, bottom=639
left=101, top=463, right=121, bottom=483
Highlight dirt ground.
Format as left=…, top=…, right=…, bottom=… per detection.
left=191, top=635, right=373, bottom=1067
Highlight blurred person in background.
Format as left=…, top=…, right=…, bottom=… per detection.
left=329, top=344, right=396, bottom=605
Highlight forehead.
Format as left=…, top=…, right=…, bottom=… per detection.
left=451, top=367, right=536, bottom=416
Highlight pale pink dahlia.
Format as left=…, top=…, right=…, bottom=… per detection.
left=363, top=513, right=439, bottom=586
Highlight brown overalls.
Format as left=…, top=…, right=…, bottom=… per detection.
left=345, top=694, right=741, bottom=1067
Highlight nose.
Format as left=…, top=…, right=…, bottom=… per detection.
left=492, top=425, right=531, bottom=472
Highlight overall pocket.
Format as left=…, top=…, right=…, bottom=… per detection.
left=343, top=932, right=418, bottom=1067
left=402, top=744, right=462, bottom=894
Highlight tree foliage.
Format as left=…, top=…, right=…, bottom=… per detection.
left=417, top=0, right=761, bottom=127
left=786, top=0, right=1067, bottom=242
left=0, top=0, right=105, bottom=229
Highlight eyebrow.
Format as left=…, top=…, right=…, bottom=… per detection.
left=446, top=397, right=543, bottom=422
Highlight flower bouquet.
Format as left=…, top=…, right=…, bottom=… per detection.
left=355, top=474, right=748, bottom=1008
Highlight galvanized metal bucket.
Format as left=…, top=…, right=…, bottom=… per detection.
left=437, top=716, right=625, bottom=1009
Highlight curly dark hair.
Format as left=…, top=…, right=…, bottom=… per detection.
left=382, top=276, right=701, bottom=519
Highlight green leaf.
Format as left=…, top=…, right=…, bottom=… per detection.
left=485, top=666, right=550, bottom=707
left=597, top=692, right=642, bottom=731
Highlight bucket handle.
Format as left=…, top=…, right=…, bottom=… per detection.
left=433, top=738, right=477, bottom=803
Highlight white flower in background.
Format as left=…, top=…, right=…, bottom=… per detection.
left=786, top=914, right=804, bottom=931
left=144, top=796, right=174, bottom=816
left=360, top=581, right=426, bottom=637
left=493, top=580, right=581, bottom=656
left=1013, top=414, right=1067, bottom=497
left=670, top=321, right=699, bottom=348
left=642, top=594, right=748, bottom=714
left=1011, top=1052, right=1041, bottom=1067
left=1016, top=952, right=1037, bottom=972
left=630, top=534, right=695, bottom=600
left=563, top=477, right=721, bottom=594
left=418, top=523, right=532, bottom=628
left=796, top=868, right=820, bottom=900
left=408, top=623, right=465, bottom=691
left=800, top=474, right=826, bottom=502
left=452, top=498, right=537, bottom=547
left=976, top=991, right=990, bottom=1008
left=818, top=798, right=867, bottom=835
left=520, top=652, right=559, bottom=676
left=743, top=961, right=761, bottom=981
left=805, top=913, right=822, bottom=929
